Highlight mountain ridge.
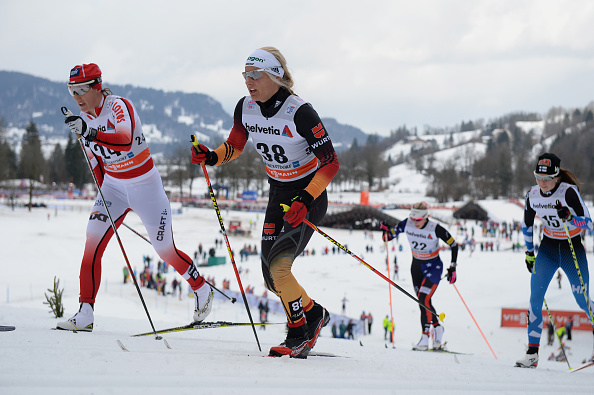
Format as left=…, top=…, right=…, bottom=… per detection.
left=0, top=71, right=368, bottom=154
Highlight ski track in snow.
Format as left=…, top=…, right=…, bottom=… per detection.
left=1, top=191, right=594, bottom=394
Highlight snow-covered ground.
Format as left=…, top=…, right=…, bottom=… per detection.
left=1, top=189, right=594, bottom=394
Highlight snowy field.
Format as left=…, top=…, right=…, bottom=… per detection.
left=1, top=191, right=594, bottom=394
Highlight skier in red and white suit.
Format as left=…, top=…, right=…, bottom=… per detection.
left=57, top=63, right=213, bottom=332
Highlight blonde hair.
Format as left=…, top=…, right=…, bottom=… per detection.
left=260, top=46, right=296, bottom=95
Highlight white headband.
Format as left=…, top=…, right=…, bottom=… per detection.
left=245, top=49, right=284, bottom=78
left=409, top=208, right=428, bottom=220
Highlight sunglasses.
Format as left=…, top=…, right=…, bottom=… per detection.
left=533, top=171, right=558, bottom=181
left=68, top=84, right=92, bottom=96
left=410, top=217, right=425, bottom=222
left=242, top=69, right=266, bottom=81
left=67, top=78, right=101, bottom=96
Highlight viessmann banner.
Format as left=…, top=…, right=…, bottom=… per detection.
left=501, top=308, right=592, bottom=330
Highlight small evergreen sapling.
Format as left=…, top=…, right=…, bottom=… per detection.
left=44, top=276, right=64, bottom=318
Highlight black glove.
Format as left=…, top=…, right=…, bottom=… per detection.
left=446, top=263, right=457, bottom=284
left=65, top=115, right=97, bottom=141
left=525, top=251, right=535, bottom=273
left=554, top=200, right=572, bottom=222
left=380, top=221, right=395, bottom=242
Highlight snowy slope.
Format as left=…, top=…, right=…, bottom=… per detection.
left=1, top=192, right=594, bottom=394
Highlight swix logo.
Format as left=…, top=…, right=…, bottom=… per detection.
left=264, top=223, right=275, bottom=235
left=89, top=211, right=108, bottom=222
left=112, top=103, right=126, bottom=124
left=312, top=123, right=325, bottom=138
left=282, top=125, right=293, bottom=138
left=244, top=123, right=281, bottom=135
left=94, top=199, right=111, bottom=208
left=538, top=159, right=551, bottom=166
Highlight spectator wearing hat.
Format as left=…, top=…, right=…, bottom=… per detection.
left=516, top=153, right=594, bottom=368
left=57, top=63, right=213, bottom=333
left=380, top=201, right=458, bottom=351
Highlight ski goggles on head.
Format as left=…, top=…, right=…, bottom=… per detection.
left=409, top=208, right=428, bottom=221
left=533, top=171, right=558, bottom=181
left=67, top=78, right=102, bottom=96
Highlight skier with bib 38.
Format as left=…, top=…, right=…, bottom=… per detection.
left=190, top=47, right=339, bottom=358
left=57, top=63, right=213, bottom=332
left=515, top=153, right=594, bottom=368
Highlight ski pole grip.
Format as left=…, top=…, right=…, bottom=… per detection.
left=190, top=134, right=206, bottom=165
left=61, top=106, right=73, bottom=117
left=191, top=134, right=201, bottom=150
left=280, top=203, right=290, bottom=212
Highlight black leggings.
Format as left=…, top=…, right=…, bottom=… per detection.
left=260, top=185, right=328, bottom=292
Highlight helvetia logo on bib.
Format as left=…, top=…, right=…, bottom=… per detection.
left=282, top=125, right=293, bottom=138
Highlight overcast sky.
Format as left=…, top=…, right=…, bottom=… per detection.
left=2, top=0, right=594, bottom=135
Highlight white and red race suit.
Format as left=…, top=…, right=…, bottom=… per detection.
left=76, top=94, right=204, bottom=303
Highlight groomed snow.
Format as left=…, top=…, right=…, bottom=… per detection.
left=1, top=191, right=593, bottom=394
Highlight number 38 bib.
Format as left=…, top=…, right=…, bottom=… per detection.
left=242, top=95, right=318, bottom=182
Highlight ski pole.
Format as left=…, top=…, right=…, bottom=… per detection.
left=452, top=284, right=497, bottom=360
left=385, top=241, right=395, bottom=348
left=543, top=298, right=571, bottom=369
left=61, top=107, right=161, bottom=340
left=280, top=204, right=445, bottom=322
left=561, top=221, right=594, bottom=327
left=191, top=135, right=261, bottom=351
left=121, top=222, right=237, bottom=303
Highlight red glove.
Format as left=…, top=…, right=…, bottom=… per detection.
left=283, top=191, right=314, bottom=227
left=191, top=144, right=216, bottom=165
left=446, top=264, right=457, bottom=284
left=380, top=221, right=395, bottom=242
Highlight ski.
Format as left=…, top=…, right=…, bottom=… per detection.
left=116, top=340, right=129, bottom=352
left=133, top=320, right=280, bottom=337
left=266, top=351, right=347, bottom=358
left=413, top=341, right=471, bottom=355
left=0, top=325, right=16, bottom=332
left=426, top=348, right=471, bottom=355
left=309, top=351, right=349, bottom=358
left=570, top=361, right=594, bottom=373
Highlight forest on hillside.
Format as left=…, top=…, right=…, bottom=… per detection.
left=1, top=103, right=593, bottom=205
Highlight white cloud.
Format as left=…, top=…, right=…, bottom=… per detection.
left=2, top=0, right=594, bottom=135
